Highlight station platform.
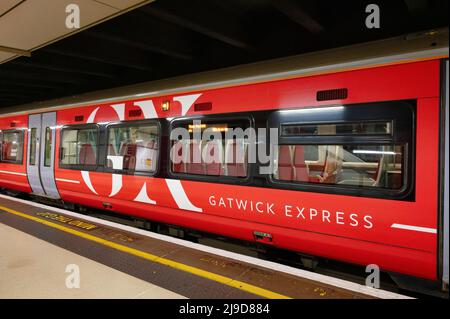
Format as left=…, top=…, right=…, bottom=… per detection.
left=0, top=194, right=411, bottom=299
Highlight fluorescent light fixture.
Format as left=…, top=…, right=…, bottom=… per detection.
left=353, top=150, right=398, bottom=155
left=279, top=106, right=345, bottom=114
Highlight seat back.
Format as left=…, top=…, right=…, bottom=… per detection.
left=225, top=139, right=247, bottom=177
left=186, top=140, right=204, bottom=175
left=204, top=140, right=223, bottom=176
left=171, top=140, right=186, bottom=173
left=294, top=145, right=309, bottom=182
left=119, top=142, right=137, bottom=170
left=278, top=145, right=294, bottom=181
left=79, top=144, right=96, bottom=165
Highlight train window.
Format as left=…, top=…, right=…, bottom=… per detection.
left=106, top=123, right=159, bottom=173
left=44, top=127, right=52, bottom=167
left=0, top=130, right=24, bottom=164
left=29, top=128, right=37, bottom=166
left=281, top=121, right=392, bottom=136
left=170, top=119, right=250, bottom=178
left=274, top=144, right=404, bottom=189
left=60, top=126, right=98, bottom=168
left=268, top=101, right=414, bottom=199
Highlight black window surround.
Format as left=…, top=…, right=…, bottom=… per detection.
left=265, top=100, right=416, bottom=201
left=168, top=114, right=255, bottom=185
left=0, top=129, right=25, bottom=165
left=103, top=119, right=161, bottom=177
left=59, top=124, right=100, bottom=171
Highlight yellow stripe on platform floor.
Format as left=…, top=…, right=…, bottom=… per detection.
left=0, top=204, right=291, bottom=299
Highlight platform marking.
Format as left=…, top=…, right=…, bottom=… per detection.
left=391, top=223, right=437, bottom=234
left=0, top=194, right=413, bottom=299
left=0, top=170, right=27, bottom=176
left=0, top=203, right=289, bottom=299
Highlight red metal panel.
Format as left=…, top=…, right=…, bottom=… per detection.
left=0, top=114, right=31, bottom=193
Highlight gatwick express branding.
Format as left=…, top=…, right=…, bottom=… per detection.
left=208, top=195, right=374, bottom=229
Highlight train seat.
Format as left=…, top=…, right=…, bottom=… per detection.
left=204, top=140, right=223, bottom=176
left=225, top=139, right=247, bottom=177
left=119, top=142, right=137, bottom=170
left=278, top=145, right=294, bottom=181
left=294, top=146, right=309, bottom=182
left=171, top=141, right=186, bottom=173
left=79, top=143, right=96, bottom=165
left=186, top=141, right=204, bottom=175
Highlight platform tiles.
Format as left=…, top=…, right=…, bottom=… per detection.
left=0, top=194, right=412, bottom=299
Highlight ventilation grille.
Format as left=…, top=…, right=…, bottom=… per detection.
left=129, top=109, right=142, bottom=117
left=316, top=88, right=348, bottom=101
left=194, top=102, right=212, bottom=112
left=75, top=115, right=84, bottom=122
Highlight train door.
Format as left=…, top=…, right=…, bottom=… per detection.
left=27, top=112, right=60, bottom=199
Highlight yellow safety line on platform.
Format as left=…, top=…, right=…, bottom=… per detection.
left=0, top=204, right=291, bottom=299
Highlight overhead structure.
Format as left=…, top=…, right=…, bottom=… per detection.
left=0, top=0, right=155, bottom=64
left=0, top=0, right=449, bottom=108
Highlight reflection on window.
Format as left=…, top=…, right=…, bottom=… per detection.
left=107, top=124, right=159, bottom=173
left=60, top=128, right=98, bottom=166
left=1, top=131, right=23, bottom=163
left=29, top=128, right=37, bottom=166
left=171, top=120, right=249, bottom=177
left=274, top=145, right=403, bottom=189
left=44, top=127, right=52, bottom=167
left=281, top=121, right=392, bottom=136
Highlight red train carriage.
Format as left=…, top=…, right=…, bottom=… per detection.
left=1, top=31, right=449, bottom=293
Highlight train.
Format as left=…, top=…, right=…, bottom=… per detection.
left=1, top=29, right=449, bottom=294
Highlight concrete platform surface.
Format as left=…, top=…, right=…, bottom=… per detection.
left=0, top=223, right=185, bottom=299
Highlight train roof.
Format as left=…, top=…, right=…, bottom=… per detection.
left=1, top=28, right=448, bottom=117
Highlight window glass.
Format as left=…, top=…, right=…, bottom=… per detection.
left=274, top=144, right=404, bottom=189
left=281, top=121, right=392, bottom=136
left=29, top=128, right=37, bottom=166
left=60, top=127, right=98, bottom=166
left=171, top=120, right=250, bottom=177
left=107, top=124, right=159, bottom=173
left=44, top=127, right=52, bottom=167
left=1, top=131, right=23, bottom=163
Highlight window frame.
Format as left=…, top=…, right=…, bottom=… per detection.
left=44, top=126, right=53, bottom=167
left=59, top=124, right=100, bottom=171
left=168, top=114, right=255, bottom=185
left=29, top=127, right=38, bottom=166
left=265, top=101, right=415, bottom=200
left=280, top=120, right=394, bottom=137
left=104, top=119, right=161, bottom=177
left=0, top=129, right=25, bottom=165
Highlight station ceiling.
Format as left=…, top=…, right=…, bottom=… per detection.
left=0, top=0, right=449, bottom=110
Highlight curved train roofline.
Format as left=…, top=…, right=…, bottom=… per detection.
left=0, top=28, right=448, bottom=116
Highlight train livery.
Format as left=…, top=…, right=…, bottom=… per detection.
left=1, top=30, right=449, bottom=292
